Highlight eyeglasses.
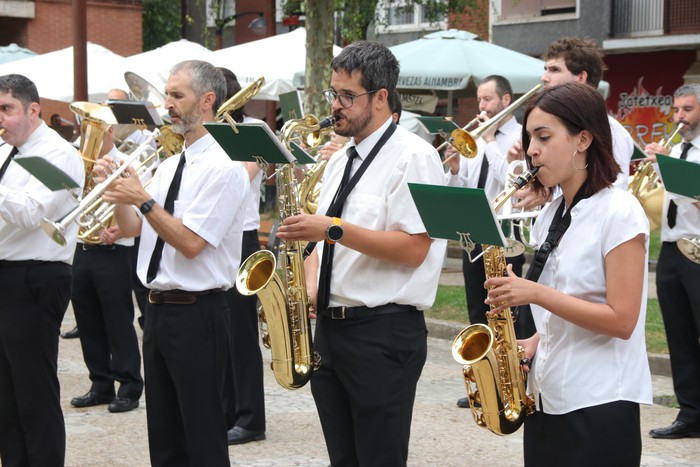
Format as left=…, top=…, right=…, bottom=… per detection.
left=323, top=89, right=378, bottom=108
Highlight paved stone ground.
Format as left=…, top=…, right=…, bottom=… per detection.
left=57, top=302, right=699, bottom=466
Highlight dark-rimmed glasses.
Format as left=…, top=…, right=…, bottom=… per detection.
left=323, top=89, right=378, bottom=108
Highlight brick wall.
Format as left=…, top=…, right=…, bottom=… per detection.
left=27, top=0, right=142, bottom=57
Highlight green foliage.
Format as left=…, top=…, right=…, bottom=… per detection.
left=142, top=0, right=182, bottom=51
left=426, top=286, right=668, bottom=354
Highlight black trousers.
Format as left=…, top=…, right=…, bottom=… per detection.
left=224, top=230, right=265, bottom=432
left=462, top=247, right=525, bottom=325
left=72, top=245, right=143, bottom=400
left=524, top=400, right=641, bottom=467
left=143, top=292, right=231, bottom=467
left=132, top=236, right=149, bottom=330
left=0, top=261, right=72, bottom=467
left=657, top=241, right=700, bottom=428
left=311, top=310, right=427, bottom=467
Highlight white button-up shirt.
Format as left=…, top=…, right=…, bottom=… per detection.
left=0, top=122, right=84, bottom=263
left=609, top=115, right=634, bottom=190
left=316, top=117, right=447, bottom=310
left=136, top=132, right=248, bottom=291
left=530, top=187, right=652, bottom=414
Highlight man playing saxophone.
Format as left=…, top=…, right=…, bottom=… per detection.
left=94, top=60, right=248, bottom=466
left=647, top=83, right=700, bottom=440
left=276, top=41, right=446, bottom=467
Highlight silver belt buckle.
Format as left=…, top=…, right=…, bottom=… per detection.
left=331, top=307, right=346, bottom=319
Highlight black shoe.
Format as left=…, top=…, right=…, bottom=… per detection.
left=457, top=397, right=470, bottom=408
left=70, top=391, right=114, bottom=408
left=61, top=327, right=79, bottom=339
left=649, top=420, right=700, bottom=439
left=227, top=426, right=265, bottom=445
left=108, top=397, right=139, bottom=413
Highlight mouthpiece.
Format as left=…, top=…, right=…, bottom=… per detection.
left=318, top=116, right=336, bottom=129
left=0, top=128, right=6, bottom=136
left=512, top=167, right=539, bottom=190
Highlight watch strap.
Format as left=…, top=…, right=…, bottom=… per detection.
left=139, top=199, right=156, bottom=215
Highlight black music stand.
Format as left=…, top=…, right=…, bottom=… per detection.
left=656, top=153, right=700, bottom=200
left=105, top=100, right=163, bottom=128
left=408, top=183, right=506, bottom=263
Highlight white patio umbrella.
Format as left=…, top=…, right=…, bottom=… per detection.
left=123, top=39, right=217, bottom=94
left=0, top=42, right=128, bottom=103
left=390, top=29, right=608, bottom=116
left=0, top=43, right=36, bottom=65
left=211, top=28, right=343, bottom=101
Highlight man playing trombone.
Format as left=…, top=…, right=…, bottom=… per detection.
left=0, top=74, right=84, bottom=466
left=94, top=60, right=248, bottom=466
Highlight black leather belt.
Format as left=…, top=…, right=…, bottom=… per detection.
left=81, top=244, right=118, bottom=251
left=148, top=288, right=224, bottom=305
left=0, top=260, right=54, bottom=268
left=319, top=303, right=417, bottom=320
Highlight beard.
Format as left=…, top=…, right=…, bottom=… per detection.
left=333, top=102, right=373, bottom=138
left=170, top=104, right=202, bottom=135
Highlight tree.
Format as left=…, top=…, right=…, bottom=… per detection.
left=297, top=0, right=477, bottom=117
left=142, top=0, right=182, bottom=51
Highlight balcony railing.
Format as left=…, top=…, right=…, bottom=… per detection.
left=612, top=0, right=700, bottom=38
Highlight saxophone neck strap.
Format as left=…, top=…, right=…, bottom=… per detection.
left=303, top=121, right=397, bottom=259
left=525, top=180, right=591, bottom=283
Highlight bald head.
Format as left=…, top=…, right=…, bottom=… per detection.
left=106, top=88, right=129, bottom=100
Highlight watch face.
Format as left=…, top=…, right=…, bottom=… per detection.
left=328, top=224, right=343, bottom=241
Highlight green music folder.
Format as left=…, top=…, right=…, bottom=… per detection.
left=656, top=154, right=700, bottom=199
left=408, top=183, right=506, bottom=247
left=13, top=156, right=81, bottom=191
left=289, top=141, right=317, bottom=165
left=279, top=90, right=304, bottom=123
left=631, top=139, right=646, bottom=161
left=204, top=122, right=295, bottom=164
left=416, top=116, right=459, bottom=135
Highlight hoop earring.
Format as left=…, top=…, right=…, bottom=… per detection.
left=572, top=149, right=588, bottom=170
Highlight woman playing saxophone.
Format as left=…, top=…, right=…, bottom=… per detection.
left=484, top=82, right=651, bottom=466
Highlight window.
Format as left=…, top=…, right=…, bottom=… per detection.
left=380, top=0, right=446, bottom=32
left=206, top=0, right=234, bottom=28
left=500, top=0, right=576, bottom=20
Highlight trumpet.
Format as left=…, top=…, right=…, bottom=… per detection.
left=41, top=130, right=162, bottom=246
left=498, top=161, right=540, bottom=257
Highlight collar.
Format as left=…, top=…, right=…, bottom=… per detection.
left=348, top=116, right=393, bottom=161
left=181, top=132, right=217, bottom=163
left=17, top=121, right=49, bottom=155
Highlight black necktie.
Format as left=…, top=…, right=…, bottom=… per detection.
left=477, top=130, right=500, bottom=189
left=146, top=151, right=186, bottom=283
left=317, top=147, right=358, bottom=310
left=0, top=146, right=19, bottom=183
left=667, top=142, right=691, bottom=229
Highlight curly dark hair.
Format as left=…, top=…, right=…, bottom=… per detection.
left=543, top=37, right=607, bottom=88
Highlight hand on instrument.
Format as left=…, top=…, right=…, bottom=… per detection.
left=99, top=226, right=123, bottom=245
left=512, top=185, right=550, bottom=210
left=445, top=145, right=461, bottom=174
left=484, top=264, right=538, bottom=314
left=307, top=283, right=318, bottom=319
left=507, top=140, right=524, bottom=164
left=516, top=335, right=539, bottom=373
left=643, top=142, right=669, bottom=162
left=101, top=165, right=148, bottom=207
left=92, top=155, right=118, bottom=183
left=277, top=213, right=331, bottom=243
left=318, top=133, right=348, bottom=161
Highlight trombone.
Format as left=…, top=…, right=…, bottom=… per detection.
left=442, top=84, right=542, bottom=165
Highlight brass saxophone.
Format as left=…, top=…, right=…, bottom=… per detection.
left=235, top=115, right=334, bottom=390
left=451, top=168, right=538, bottom=435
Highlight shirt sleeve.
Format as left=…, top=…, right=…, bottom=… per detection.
left=601, top=191, right=649, bottom=257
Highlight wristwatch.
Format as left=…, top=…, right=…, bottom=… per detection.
left=325, top=217, right=344, bottom=244
left=139, top=199, right=156, bottom=215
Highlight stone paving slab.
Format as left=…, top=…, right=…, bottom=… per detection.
left=57, top=304, right=699, bottom=467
